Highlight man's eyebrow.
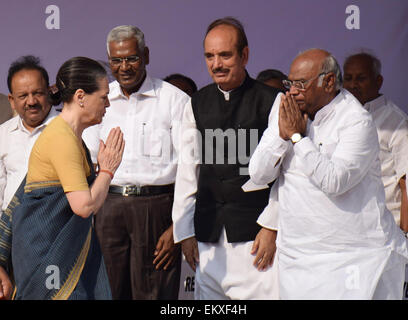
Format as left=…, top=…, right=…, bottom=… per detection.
left=288, top=77, right=306, bottom=82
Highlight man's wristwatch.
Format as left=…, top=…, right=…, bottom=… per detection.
left=290, top=133, right=303, bottom=144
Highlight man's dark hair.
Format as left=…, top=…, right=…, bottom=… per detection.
left=7, top=55, right=50, bottom=93
left=205, top=17, right=248, bottom=56
left=163, top=73, right=197, bottom=93
left=256, top=69, right=288, bottom=83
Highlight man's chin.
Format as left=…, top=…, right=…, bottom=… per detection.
left=297, top=103, right=306, bottom=111
left=24, top=119, right=43, bottom=128
left=212, top=72, right=229, bottom=81
left=213, top=78, right=236, bottom=91
left=118, top=75, right=146, bottom=91
left=118, top=77, right=136, bottom=86
left=347, top=90, right=361, bottom=101
left=25, top=111, right=44, bottom=120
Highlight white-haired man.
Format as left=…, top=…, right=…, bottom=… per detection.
left=83, top=25, right=190, bottom=300
left=343, top=52, right=408, bottom=231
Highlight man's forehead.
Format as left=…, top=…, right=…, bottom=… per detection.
left=11, top=69, right=47, bottom=91
left=289, top=58, right=317, bottom=79
left=205, top=25, right=237, bottom=46
left=344, top=56, right=373, bottom=74
left=109, top=39, right=139, bottom=55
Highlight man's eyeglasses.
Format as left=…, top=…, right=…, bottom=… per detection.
left=282, top=72, right=327, bottom=91
left=109, top=55, right=140, bottom=67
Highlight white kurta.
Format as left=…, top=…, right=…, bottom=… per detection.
left=83, top=76, right=190, bottom=186
left=0, top=108, right=58, bottom=212
left=363, top=95, right=408, bottom=225
left=249, top=89, right=408, bottom=299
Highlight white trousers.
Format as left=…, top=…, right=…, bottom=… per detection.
left=195, top=228, right=279, bottom=300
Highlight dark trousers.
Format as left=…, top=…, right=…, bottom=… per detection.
left=94, top=192, right=181, bottom=300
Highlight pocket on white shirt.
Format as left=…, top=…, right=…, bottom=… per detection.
left=143, top=135, right=163, bottom=157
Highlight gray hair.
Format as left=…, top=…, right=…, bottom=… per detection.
left=296, top=49, right=343, bottom=91
left=344, top=52, right=382, bottom=77
left=106, top=25, right=145, bottom=55
left=320, top=54, right=343, bottom=90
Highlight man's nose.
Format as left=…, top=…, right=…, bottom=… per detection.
left=213, top=55, right=223, bottom=69
left=351, top=78, right=360, bottom=88
left=289, top=86, right=300, bottom=95
left=119, top=59, right=131, bottom=71
left=26, top=94, right=38, bottom=106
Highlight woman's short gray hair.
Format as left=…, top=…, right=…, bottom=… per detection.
left=106, top=25, right=145, bottom=55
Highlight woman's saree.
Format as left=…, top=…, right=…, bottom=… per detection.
left=4, top=145, right=112, bottom=300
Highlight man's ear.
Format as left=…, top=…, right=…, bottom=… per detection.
left=376, top=74, right=383, bottom=91
left=144, top=46, right=150, bottom=66
left=241, top=46, right=249, bottom=66
left=7, top=93, right=16, bottom=111
left=324, top=72, right=336, bottom=93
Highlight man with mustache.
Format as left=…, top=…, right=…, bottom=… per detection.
left=249, top=48, right=408, bottom=299
left=172, top=17, right=280, bottom=299
left=0, top=55, right=59, bottom=299
left=83, top=25, right=190, bottom=300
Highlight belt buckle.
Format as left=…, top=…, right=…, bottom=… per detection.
left=122, top=185, right=141, bottom=196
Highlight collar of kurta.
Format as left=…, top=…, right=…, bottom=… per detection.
left=216, top=70, right=251, bottom=101
left=312, top=89, right=345, bottom=126
left=109, top=75, right=157, bottom=100
left=363, top=94, right=385, bottom=113
left=10, top=107, right=59, bottom=134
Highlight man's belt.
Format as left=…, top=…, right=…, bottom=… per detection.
left=109, top=184, right=174, bottom=197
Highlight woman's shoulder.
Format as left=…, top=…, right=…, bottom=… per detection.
left=35, top=116, right=78, bottom=153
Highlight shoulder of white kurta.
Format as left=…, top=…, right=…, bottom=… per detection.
left=385, top=98, right=408, bottom=123
left=151, top=77, right=191, bottom=118
left=374, top=97, right=408, bottom=146
left=108, top=80, right=120, bottom=94
left=0, top=115, right=19, bottom=133
left=0, top=116, right=21, bottom=152
left=383, top=96, right=408, bottom=115
left=334, top=90, right=373, bottom=125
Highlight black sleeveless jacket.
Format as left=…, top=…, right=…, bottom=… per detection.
left=191, top=73, right=280, bottom=243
